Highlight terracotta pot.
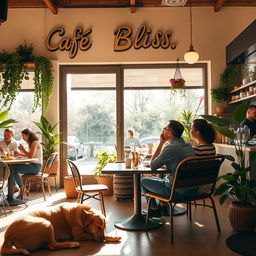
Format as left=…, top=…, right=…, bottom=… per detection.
left=229, top=202, right=256, bottom=231
left=64, top=175, right=78, bottom=199
left=95, top=176, right=113, bottom=196
left=216, top=106, right=227, bottom=115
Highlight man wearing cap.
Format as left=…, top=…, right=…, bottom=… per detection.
left=0, top=128, right=19, bottom=154
left=141, top=120, right=195, bottom=217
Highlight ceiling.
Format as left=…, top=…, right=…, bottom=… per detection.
left=8, top=0, right=256, bottom=14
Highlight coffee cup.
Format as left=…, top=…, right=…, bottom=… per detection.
left=125, top=158, right=132, bottom=168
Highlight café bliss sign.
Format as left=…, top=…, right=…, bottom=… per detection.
left=46, top=25, right=176, bottom=58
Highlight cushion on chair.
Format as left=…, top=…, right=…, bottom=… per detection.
left=79, top=184, right=108, bottom=192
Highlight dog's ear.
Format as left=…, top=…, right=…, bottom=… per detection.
left=83, top=209, right=94, bottom=227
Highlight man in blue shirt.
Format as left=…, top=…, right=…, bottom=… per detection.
left=141, top=120, right=195, bottom=217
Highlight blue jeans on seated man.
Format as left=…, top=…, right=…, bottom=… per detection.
left=141, top=177, right=171, bottom=208
left=12, top=163, right=42, bottom=188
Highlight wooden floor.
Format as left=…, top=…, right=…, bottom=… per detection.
left=0, top=189, right=238, bottom=256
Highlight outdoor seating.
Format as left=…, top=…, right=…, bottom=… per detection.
left=22, top=152, right=59, bottom=201
left=0, top=162, right=12, bottom=216
left=67, top=159, right=108, bottom=216
left=145, top=155, right=225, bottom=243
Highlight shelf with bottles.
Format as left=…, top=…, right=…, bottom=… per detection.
left=228, top=79, right=256, bottom=104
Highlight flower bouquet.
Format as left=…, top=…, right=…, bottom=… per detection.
left=170, top=78, right=185, bottom=89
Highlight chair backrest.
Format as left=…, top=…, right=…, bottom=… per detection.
left=0, top=161, right=10, bottom=190
left=169, top=155, right=224, bottom=200
left=41, top=152, right=59, bottom=176
left=67, top=159, right=83, bottom=191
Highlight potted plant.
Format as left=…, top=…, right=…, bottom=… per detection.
left=202, top=101, right=256, bottom=231
left=33, top=115, right=60, bottom=190
left=0, top=44, right=54, bottom=112
left=93, top=151, right=116, bottom=196
left=211, top=87, right=229, bottom=114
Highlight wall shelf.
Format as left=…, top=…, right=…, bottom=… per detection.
left=228, top=79, right=256, bottom=104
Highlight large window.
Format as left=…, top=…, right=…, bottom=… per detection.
left=60, top=63, right=207, bottom=178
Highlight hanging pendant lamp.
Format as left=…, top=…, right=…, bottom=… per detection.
left=184, top=0, right=199, bottom=64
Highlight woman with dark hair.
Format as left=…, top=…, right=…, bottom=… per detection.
left=12, top=128, right=43, bottom=199
left=190, top=119, right=216, bottom=156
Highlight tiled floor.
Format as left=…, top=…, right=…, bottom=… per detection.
left=0, top=189, right=238, bottom=256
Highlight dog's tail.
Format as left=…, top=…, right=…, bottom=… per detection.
left=1, top=238, right=29, bottom=255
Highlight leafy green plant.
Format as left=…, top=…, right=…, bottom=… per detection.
left=33, top=115, right=60, bottom=160
left=15, top=44, right=34, bottom=62
left=0, top=52, right=29, bottom=109
left=220, top=64, right=243, bottom=88
left=0, top=44, right=54, bottom=112
left=93, top=151, right=116, bottom=177
left=202, top=101, right=256, bottom=206
left=211, top=87, right=229, bottom=103
left=33, top=57, right=54, bottom=112
left=0, top=111, right=17, bottom=128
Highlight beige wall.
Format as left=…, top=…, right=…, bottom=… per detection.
left=0, top=7, right=255, bottom=116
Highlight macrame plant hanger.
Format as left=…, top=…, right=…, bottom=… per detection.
left=170, top=58, right=185, bottom=90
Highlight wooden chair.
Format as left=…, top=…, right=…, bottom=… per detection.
left=22, top=152, right=59, bottom=201
left=0, top=162, right=12, bottom=216
left=145, top=155, right=225, bottom=243
left=67, top=159, right=108, bottom=216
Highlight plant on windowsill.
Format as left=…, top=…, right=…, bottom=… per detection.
left=202, top=100, right=256, bottom=231
left=0, top=44, right=54, bottom=112
left=93, top=151, right=116, bottom=196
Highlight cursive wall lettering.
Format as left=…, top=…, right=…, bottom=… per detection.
left=46, top=26, right=92, bottom=58
left=113, top=25, right=176, bottom=51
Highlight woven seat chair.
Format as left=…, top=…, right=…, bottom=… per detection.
left=22, top=152, right=58, bottom=201
left=145, top=155, right=224, bottom=243
left=67, top=159, right=108, bottom=216
left=0, top=162, right=12, bottom=216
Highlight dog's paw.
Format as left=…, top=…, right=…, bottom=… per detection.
left=69, top=242, right=80, bottom=248
left=17, top=249, right=30, bottom=255
left=104, top=235, right=122, bottom=242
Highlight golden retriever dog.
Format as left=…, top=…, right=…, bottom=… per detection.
left=1, top=203, right=121, bottom=255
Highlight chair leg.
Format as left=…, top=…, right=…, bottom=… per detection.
left=80, top=193, right=84, bottom=204
left=209, top=196, right=221, bottom=233
left=54, top=176, right=58, bottom=192
left=99, top=192, right=106, bottom=217
left=46, top=178, right=52, bottom=196
left=170, top=203, right=174, bottom=244
left=145, top=197, right=153, bottom=229
left=41, top=180, right=46, bottom=201
left=77, top=192, right=81, bottom=203
left=188, top=202, right=192, bottom=222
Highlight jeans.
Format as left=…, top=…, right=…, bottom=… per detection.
left=12, top=163, right=42, bottom=188
left=141, top=177, right=171, bottom=208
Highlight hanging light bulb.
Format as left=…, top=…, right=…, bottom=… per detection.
left=184, top=0, right=199, bottom=64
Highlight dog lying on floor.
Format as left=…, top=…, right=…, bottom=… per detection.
left=1, top=203, right=121, bottom=255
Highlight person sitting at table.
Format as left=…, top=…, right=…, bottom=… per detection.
left=240, top=104, right=256, bottom=137
left=12, top=128, right=43, bottom=199
left=0, top=128, right=19, bottom=155
left=124, top=128, right=142, bottom=148
left=190, top=119, right=216, bottom=156
left=141, top=120, right=195, bottom=217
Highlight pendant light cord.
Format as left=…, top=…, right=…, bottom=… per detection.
left=190, top=0, right=193, bottom=47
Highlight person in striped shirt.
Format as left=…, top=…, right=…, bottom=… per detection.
left=190, top=119, right=216, bottom=156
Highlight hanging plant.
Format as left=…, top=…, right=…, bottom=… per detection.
left=0, top=51, right=29, bottom=109
left=0, top=44, right=54, bottom=112
left=170, top=58, right=186, bottom=90
left=33, top=56, right=54, bottom=112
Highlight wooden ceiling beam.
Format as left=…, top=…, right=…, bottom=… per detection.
left=214, top=0, right=226, bottom=12
left=130, top=0, right=136, bottom=13
left=42, top=0, right=58, bottom=14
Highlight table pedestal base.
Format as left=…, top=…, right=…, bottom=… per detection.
left=114, top=214, right=163, bottom=231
